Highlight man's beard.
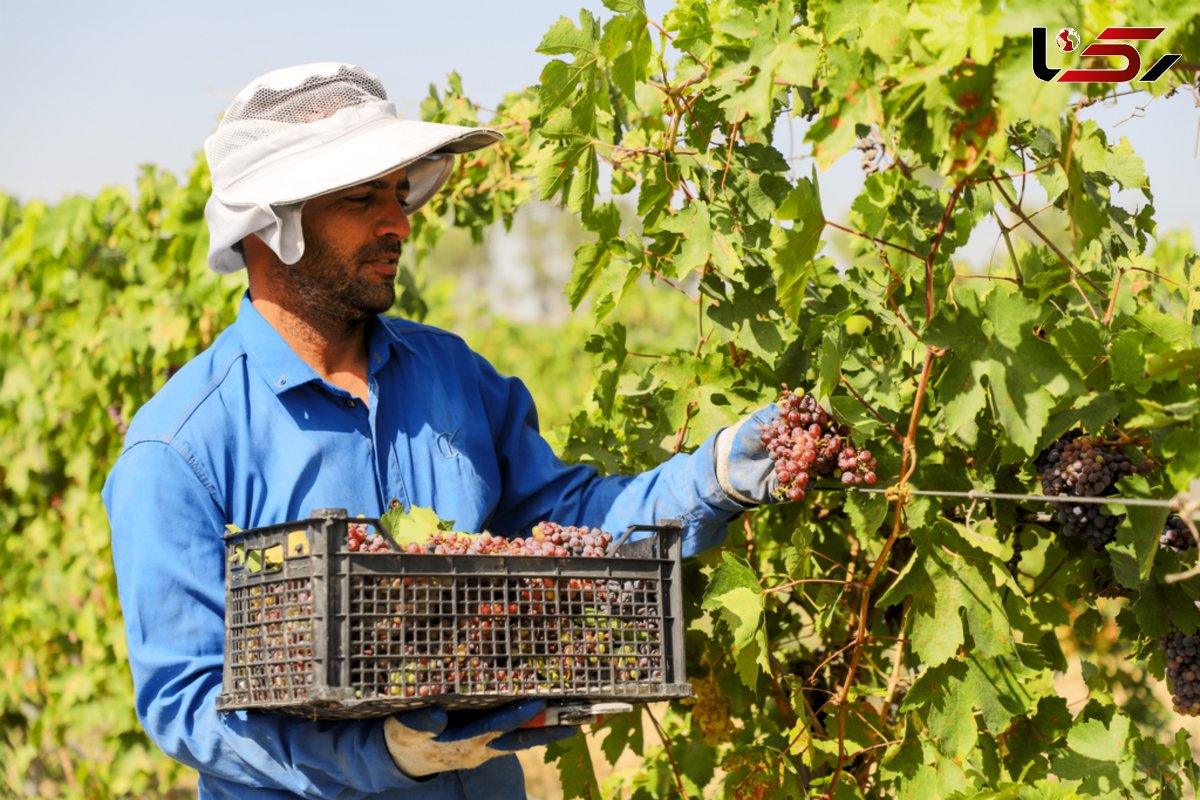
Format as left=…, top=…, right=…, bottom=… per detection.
left=288, top=236, right=400, bottom=322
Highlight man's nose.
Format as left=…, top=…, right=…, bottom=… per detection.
left=377, top=197, right=411, bottom=239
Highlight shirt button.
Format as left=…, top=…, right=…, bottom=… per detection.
left=346, top=399, right=356, bottom=408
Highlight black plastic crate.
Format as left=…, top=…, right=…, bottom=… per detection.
left=216, top=509, right=692, bottom=719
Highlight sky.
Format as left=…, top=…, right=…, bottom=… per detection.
left=1, top=1, right=1195, bottom=263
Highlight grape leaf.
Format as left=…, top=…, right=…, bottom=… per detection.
left=380, top=504, right=457, bottom=546
left=545, top=734, right=601, bottom=800
left=702, top=552, right=768, bottom=688
left=928, top=286, right=1081, bottom=455
left=1052, top=714, right=1136, bottom=793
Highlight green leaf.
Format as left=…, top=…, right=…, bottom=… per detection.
left=598, top=707, right=643, bottom=766
left=546, top=733, right=601, bottom=799
left=657, top=201, right=714, bottom=278
left=906, top=521, right=1016, bottom=666
left=816, top=325, right=847, bottom=404
left=1067, top=714, right=1129, bottom=762
left=566, top=145, right=599, bottom=217
left=381, top=504, right=457, bottom=545
left=1052, top=713, right=1136, bottom=794
left=1133, top=307, right=1194, bottom=348
left=1108, top=476, right=1168, bottom=586
left=566, top=241, right=612, bottom=310
left=928, top=286, right=1081, bottom=455
left=702, top=552, right=768, bottom=689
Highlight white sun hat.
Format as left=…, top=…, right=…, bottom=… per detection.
left=203, top=62, right=503, bottom=273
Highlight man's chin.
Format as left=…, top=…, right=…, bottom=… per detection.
left=353, top=288, right=397, bottom=317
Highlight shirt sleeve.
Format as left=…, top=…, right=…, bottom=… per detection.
left=103, top=440, right=423, bottom=798
left=471, top=353, right=750, bottom=556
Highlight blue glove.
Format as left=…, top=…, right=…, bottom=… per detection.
left=714, top=405, right=781, bottom=506
left=383, top=699, right=577, bottom=777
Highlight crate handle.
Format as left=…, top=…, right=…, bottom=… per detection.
left=607, top=519, right=684, bottom=557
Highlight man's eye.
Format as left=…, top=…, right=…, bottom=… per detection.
left=345, top=194, right=372, bottom=204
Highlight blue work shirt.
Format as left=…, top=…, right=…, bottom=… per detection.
left=103, top=293, right=747, bottom=799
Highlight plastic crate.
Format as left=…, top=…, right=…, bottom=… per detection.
left=216, top=509, right=692, bottom=719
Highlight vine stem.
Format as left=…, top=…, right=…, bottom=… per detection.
left=826, top=220, right=925, bottom=261
left=764, top=577, right=861, bottom=595
left=879, top=598, right=912, bottom=726
left=827, top=181, right=961, bottom=798
left=645, top=705, right=690, bottom=799
left=1103, top=268, right=1123, bottom=326
left=992, top=175, right=1103, bottom=298
left=672, top=401, right=698, bottom=454
left=840, top=376, right=905, bottom=443
left=963, top=162, right=1055, bottom=185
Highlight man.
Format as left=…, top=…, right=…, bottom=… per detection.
left=103, top=62, right=782, bottom=799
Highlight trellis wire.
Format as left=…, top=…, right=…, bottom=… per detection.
left=816, top=484, right=1197, bottom=514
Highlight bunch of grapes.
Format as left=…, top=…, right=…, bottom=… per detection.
left=1162, top=631, right=1200, bottom=715
left=1035, top=430, right=1149, bottom=551
left=760, top=386, right=878, bottom=501
left=346, top=522, right=391, bottom=552
left=380, top=524, right=614, bottom=558
left=1160, top=514, right=1195, bottom=552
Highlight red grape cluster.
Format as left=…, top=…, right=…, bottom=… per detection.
left=1160, top=514, right=1195, bottom=552
left=1162, top=631, right=1200, bottom=715
left=761, top=387, right=877, bottom=501
left=1035, top=430, right=1150, bottom=551
left=346, top=523, right=391, bottom=553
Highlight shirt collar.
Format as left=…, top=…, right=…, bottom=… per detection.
left=235, top=292, right=415, bottom=395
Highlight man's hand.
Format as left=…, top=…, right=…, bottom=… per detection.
left=383, top=700, right=576, bottom=778
left=714, top=405, right=780, bottom=506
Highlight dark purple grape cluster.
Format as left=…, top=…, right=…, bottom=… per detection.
left=1035, top=430, right=1149, bottom=551
left=760, top=386, right=878, bottom=501
left=1162, top=631, right=1200, bottom=715
left=1036, top=430, right=1142, bottom=497
left=1160, top=514, right=1195, bottom=552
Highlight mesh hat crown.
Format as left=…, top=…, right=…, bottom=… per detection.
left=203, top=62, right=502, bottom=273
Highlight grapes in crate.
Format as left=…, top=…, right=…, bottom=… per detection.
left=761, top=386, right=878, bottom=501
left=349, top=522, right=615, bottom=557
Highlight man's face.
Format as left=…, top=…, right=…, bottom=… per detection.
left=286, top=166, right=412, bottom=321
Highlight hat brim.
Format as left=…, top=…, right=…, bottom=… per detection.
left=213, top=118, right=503, bottom=208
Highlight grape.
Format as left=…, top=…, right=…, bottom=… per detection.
left=1034, top=430, right=1150, bottom=551
left=760, top=385, right=879, bottom=501
left=1160, top=514, right=1196, bottom=552
left=344, top=521, right=613, bottom=557
left=1162, top=631, right=1200, bottom=715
